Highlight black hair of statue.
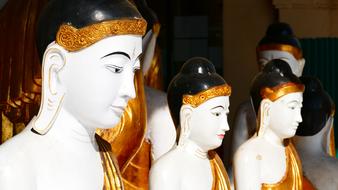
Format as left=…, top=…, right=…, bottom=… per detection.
left=250, top=59, right=303, bottom=115
left=36, top=0, right=142, bottom=61
left=258, top=22, right=302, bottom=50
left=133, top=0, right=158, bottom=32
left=296, top=76, right=335, bottom=136
left=167, top=57, right=227, bottom=128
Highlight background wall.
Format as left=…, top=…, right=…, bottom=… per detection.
left=222, top=0, right=276, bottom=165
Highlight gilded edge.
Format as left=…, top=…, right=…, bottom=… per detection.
left=56, top=18, right=147, bottom=52
left=260, top=82, right=305, bottom=102
left=257, top=44, right=303, bottom=60
left=182, top=84, right=232, bottom=108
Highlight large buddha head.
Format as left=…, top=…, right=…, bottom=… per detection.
left=250, top=59, right=304, bottom=139
left=33, top=0, right=147, bottom=134
left=256, top=22, right=305, bottom=77
left=167, top=57, right=231, bottom=151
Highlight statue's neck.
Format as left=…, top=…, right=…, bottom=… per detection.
left=181, top=140, right=208, bottom=159
left=46, top=108, right=97, bottom=148
left=262, top=128, right=284, bottom=147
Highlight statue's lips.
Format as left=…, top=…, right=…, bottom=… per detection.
left=217, top=134, right=225, bottom=139
left=109, top=105, right=126, bottom=116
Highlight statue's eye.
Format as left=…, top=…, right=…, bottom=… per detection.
left=106, top=65, right=123, bottom=73
left=212, top=112, right=221, bottom=117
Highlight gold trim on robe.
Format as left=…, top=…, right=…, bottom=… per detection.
left=96, top=134, right=124, bottom=190
left=261, top=143, right=316, bottom=190
left=209, top=151, right=231, bottom=190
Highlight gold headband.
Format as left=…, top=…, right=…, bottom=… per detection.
left=257, top=44, right=303, bottom=60
left=56, top=18, right=147, bottom=51
left=182, top=84, right=232, bottom=108
left=260, top=82, right=305, bottom=101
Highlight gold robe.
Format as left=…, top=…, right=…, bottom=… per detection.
left=261, top=143, right=315, bottom=190
left=96, top=134, right=124, bottom=190
left=209, top=151, right=231, bottom=190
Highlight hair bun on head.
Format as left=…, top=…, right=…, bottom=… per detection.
left=180, top=57, right=216, bottom=75
left=263, top=59, right=293, bottom=76
left=250, top=59, right=303, bottom=114
left=167, top=57, right=227, bottom=127
left=296, top=76, right=334, bottom=136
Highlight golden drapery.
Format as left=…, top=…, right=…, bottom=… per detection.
left=209, top=151, right=231, bottom=190
left=261, top=143, right=315, bottom=190
left=96, top=134, right=124, bottom=190
left=0, top=0, right=45, bottom=144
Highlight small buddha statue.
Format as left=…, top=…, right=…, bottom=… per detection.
left=0, top=0, right=146, bottom=189
left=150, top=57, right=231, bottom=190
left=231, top=22, right=306, bottom=159
left=234, top=59, right=314, bottom=190
left=293, top=76, right=338, bottom=190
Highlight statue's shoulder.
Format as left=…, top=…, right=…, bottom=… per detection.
left=234, top=137, right=261, bottom=163
left=150, top=148, right=184, bottom=176
left=150, top=149, right=183, bottom=189
left=0, top=127, right=39, bottom=189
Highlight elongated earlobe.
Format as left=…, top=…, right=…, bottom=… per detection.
left=178, top=105, right=193, bottom=146
left=33, top=43, right=67, bottom=135
left=257, top=99, right=271, bottom=137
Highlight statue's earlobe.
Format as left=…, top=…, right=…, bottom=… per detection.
left=257, top=99, right=271, bottom=137
left=178, top=105, right=193, bottom=146
left=33, top=44, right=67, bottom=135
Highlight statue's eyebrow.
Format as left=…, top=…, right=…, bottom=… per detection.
left=101, top=51, right=130, bottom=59
left=211, top=105, right=224, bottom=110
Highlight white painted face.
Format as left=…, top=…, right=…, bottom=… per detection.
left=258, top=50, right=305, bottom=77
left=189, top=96, right=230, bottom=151
left=60, top=35, right=142, bottom=129
left=268, top=92, right=303, bottom=139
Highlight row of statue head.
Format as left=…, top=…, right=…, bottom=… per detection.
left=0, top=0, right=148, bottom=189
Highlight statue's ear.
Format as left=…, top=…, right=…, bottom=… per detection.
left=298, top=58, right=306, bottom=75
left=33, top=43, right=67, bottom=135
left=257, top=99, right=271, bottom=137
left=42, top=44, right=67, bottom=94
left=178, top=104, right=193, bottom=145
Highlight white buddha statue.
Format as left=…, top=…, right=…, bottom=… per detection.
left=234, top=59, right=315, bottom=190
left=150, top=57, right=231, bottom=190
left=231, top=23, right=306, bottom=160
left=0, top=0, right=147, bottom=189
left=293, top=76, right=338, bottom=190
